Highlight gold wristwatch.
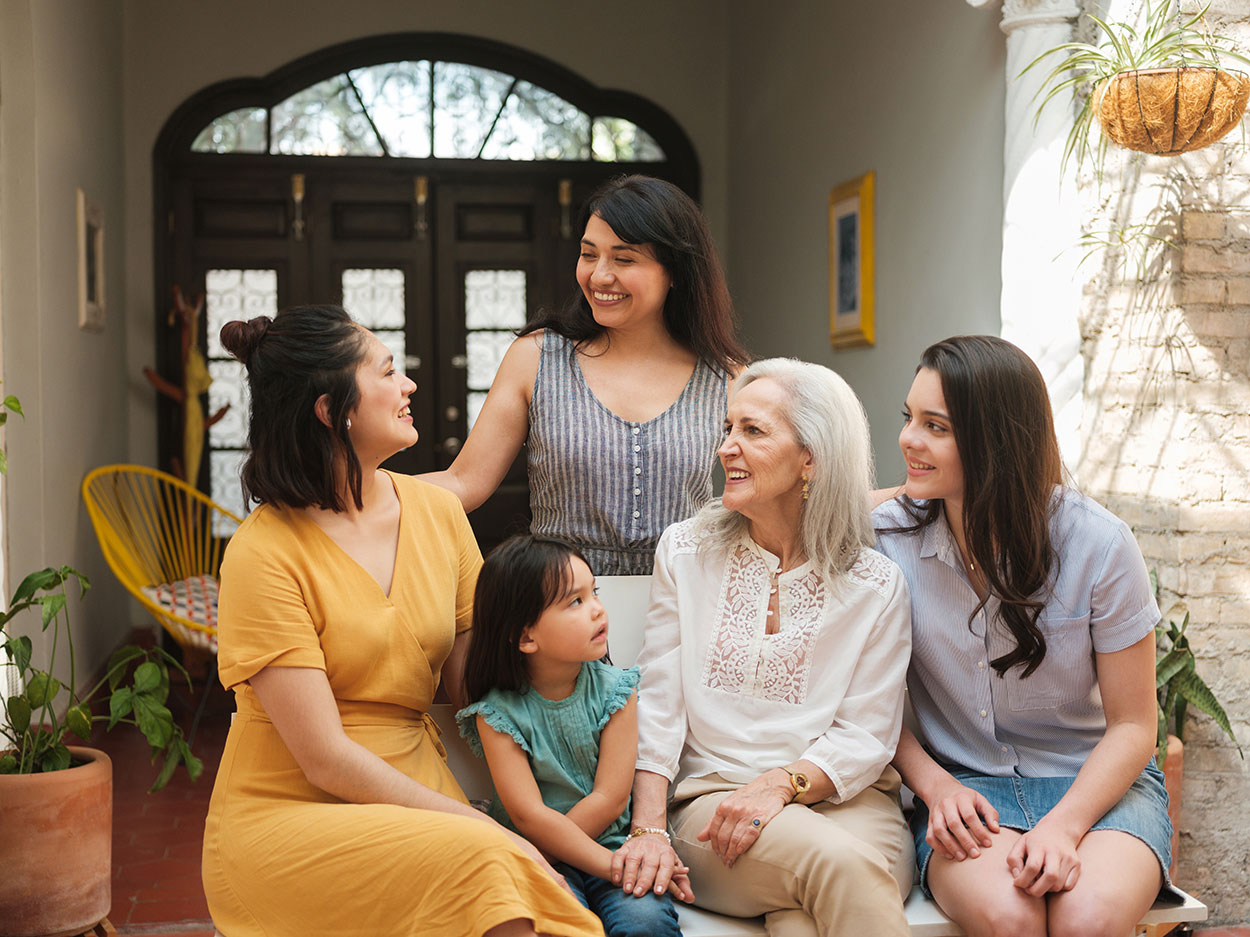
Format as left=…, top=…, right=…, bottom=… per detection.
left=781, top=766, right=811, bottom=802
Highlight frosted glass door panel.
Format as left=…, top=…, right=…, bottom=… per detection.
left=464, top=269, right=526, bottom=430
left=205, top=268, right=278, bottom=529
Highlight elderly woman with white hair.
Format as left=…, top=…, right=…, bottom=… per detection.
left=610, top=358, right=914, bottom=937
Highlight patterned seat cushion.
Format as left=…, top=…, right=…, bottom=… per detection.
left=140, top=575, right=219, bottom=652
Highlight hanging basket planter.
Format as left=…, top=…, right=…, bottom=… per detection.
left=1096, top=66, right=1250, bottom=155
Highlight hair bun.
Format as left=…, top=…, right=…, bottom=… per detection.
left=219, top=316, right=272, bottom=365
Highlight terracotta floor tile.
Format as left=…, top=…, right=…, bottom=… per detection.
left=120, top=858, right=202, bottom=886
left=165, top=839, right=206, bottom=861
left=112, top=842, right=167, bottom=866
left=124, top=895, right=212, bottom=925
left=133, top=878, right=213, bottom=902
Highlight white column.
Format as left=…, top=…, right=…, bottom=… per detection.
left=1001, top=0, right=1085, bottom=470
left=979, top=0, right=1085, bottom=472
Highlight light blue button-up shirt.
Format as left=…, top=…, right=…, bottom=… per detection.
left=874, top=489, right=1158, bottom=777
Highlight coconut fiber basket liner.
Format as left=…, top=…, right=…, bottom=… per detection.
left=1097, top=67, right=1250, bottom=154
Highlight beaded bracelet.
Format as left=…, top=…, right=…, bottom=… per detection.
left=627, top=826, right=671, bottom=844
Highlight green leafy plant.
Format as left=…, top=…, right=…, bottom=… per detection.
left=0, top=391, right=202, bottom=790
left=1022, top=0, right=1250, bottom=172
left=1156, top=610, right=1242, bottom=762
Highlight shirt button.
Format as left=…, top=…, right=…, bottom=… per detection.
left=1001, top=746, right=1009, bottom=753
left=980, top=709, right=988, bottom=718
left=634, top=467, right=642, bottom=475
left=634, top=488, right=641, bottom=496
left=977, top=661, right=985, bottom=669
left=632, top=510, right=640, bottom=518
left=633, top=445, right=641, bottom=453
left=632, top=427, right=640, bottom=435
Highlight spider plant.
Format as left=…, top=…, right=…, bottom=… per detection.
left=1021, top=0, right=1250, bottom=173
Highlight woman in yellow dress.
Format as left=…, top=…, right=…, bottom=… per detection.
left=201, top=304, right=603, bottom=937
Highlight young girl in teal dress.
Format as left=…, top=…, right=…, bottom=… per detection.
left=457, top=535, right=686, bottom=937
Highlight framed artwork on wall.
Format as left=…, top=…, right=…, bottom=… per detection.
left=828, top=170, right=874, bottom=349
left=77, top=188, right=105, bottom=332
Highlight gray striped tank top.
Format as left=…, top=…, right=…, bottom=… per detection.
left=527, top=330, right=729, bottom=575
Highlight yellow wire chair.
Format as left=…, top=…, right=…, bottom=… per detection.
left=81, top=464, right=244, bottom=739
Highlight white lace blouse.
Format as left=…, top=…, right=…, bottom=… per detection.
left=635, top=518, right=912, bottom=804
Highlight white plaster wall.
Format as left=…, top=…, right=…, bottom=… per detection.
left=726, top=0, right=1006, bottom=480
left=0, top=0, right=132, bottom=685
left=120, top=0, right=732, bottom=469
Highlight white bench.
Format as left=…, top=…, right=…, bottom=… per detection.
left=434, top=575, right=1208, bottom=937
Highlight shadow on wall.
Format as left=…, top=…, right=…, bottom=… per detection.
left=1073, top=138, right=1250, bottom=923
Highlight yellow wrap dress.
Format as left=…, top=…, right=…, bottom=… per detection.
left=201, top=473, right=603, bottom=937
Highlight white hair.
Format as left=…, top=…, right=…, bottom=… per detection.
left=694, top=357, right=874, bottom=580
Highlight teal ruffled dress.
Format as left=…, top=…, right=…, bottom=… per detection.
left=456, top=661, right=639, bottom=847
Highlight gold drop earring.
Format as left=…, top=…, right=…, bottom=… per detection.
left=801, top=474, right=809, bottom=501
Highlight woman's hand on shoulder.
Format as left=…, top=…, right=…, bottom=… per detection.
left=611, top=832, right=694, bottom=903
left=1005, top=819, right=1081, bottom=896
left=697, top=773, right=791, bottom=868
left=869, top=485, right=904, bottom=509
left=923, top=778, right=1001, bottom=862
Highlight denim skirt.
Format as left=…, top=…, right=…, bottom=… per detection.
left=910, top=762, right=1172, bottom=898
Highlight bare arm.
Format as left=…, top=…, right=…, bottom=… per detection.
left=610, top=769, right=694, bottom=902
left=251, top=665, right=571, bottom=892
left=250, top=666, right=482, bottom=817
left=565, top=693, right=637, bottom=841
left=1006, top=633, right=1157, bottom=895
left=477, top=715, right=616, bottom=880
left=421, top=333, right=541, bottom=511
left=893, top=723, right=1000, bottom=862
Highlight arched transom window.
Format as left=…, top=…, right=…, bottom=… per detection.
left=192, top=60, right=665, bottom=162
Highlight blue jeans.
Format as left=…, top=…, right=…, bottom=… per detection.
left=555, top=863, right=683, bottom=937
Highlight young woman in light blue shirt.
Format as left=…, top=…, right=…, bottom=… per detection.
left=873, top=335, right=1170, bottom=937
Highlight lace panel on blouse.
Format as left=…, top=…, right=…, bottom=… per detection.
left=700, top=543, right=825, bottom=704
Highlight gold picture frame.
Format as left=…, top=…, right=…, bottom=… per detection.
left=828, top=170, right=874, bottom=349
left=77, top=188, right=105, bottom=332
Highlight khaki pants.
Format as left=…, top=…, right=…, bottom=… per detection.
left=669, top=768, right=914, bottom=937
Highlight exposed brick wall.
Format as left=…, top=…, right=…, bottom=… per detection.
left=1077, top=5, right=1250, bottom=919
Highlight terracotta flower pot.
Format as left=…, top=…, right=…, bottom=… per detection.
left=1097, top=67, right=1250, bottom=155
left=1162, top=734, right=1183, bottom=880
left=0, top=747, right=112, bottom=937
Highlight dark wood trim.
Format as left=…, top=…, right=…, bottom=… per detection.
left=153, top=33, right=699, bottom=196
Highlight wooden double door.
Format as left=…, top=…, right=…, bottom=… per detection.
left=162, top=163, right=615, bottom=548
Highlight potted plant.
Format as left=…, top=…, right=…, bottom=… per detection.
left=1023, top=0, right=1250, bottom=170
left=0, top=390, right=203, bottom=937
left=1153, top=603, right=1242, bottom=879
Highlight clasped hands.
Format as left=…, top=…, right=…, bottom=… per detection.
left=925, top=781, right=1082, bottom=896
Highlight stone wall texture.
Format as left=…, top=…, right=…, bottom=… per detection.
left=1076, top=3, right=1250, bottom=922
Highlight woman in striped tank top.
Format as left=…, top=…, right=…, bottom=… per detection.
left=426, top=175, right=748, bottom=575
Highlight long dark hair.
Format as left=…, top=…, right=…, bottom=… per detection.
left=220, top=304, right=367, bottom=512
left=892, top=335, right=1063, bottom=678
left=521, top=174, right=747, bottom=374
left=463, top=535, right=596, bottom=701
